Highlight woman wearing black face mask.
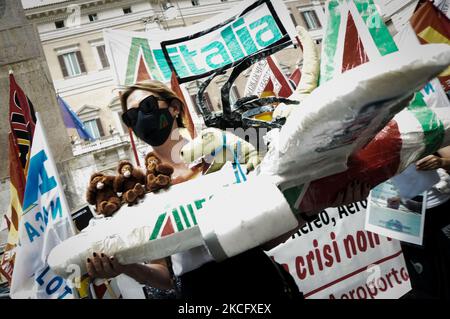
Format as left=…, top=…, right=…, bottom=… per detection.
left=119, top=81, right=205, bottom=184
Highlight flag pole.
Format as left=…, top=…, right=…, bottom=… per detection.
left=128, top=128, right=141, bottom=167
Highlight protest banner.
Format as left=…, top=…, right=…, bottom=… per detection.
left=104, top=0, right=297, bottom=86
left=10, top=113, right=76, bottom=299
left=269, top=201, right=412, bottom=299
left=244, top=59, right=271, bottom=97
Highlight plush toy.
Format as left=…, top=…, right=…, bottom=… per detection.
left=86, top=173, right=121, bottom=217
left=145, top=152, right=174, bottom=192
left=114, top=161, right=146, bottom=205
left=180, top=128, right=261, bottom=174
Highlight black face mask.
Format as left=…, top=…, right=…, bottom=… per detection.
left=125, top=96, right=175, bottom=146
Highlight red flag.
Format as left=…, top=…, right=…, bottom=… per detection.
left=261, top=78, right=277, bottom=98
left=341, top=12, right=369, bottom=72
left=9, top=73, right=36, bottom=173
left=170, top=72, right=196, bottom=138
left=410, top=1, right=450, bottom=91
left=266, top=56, right=295, bottom=98
left=288, top=67, right=302, bottom=89
left=1, top=73, right=37, bottom=284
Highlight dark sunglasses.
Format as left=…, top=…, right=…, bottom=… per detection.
left=121, top=95, right=167, bottom=127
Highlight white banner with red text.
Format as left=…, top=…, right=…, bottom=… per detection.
left=269, top=201, right=411, bottom=299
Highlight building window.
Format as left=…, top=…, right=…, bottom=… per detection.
left=88, top=13, right=98, bottom=22
left=191, top=0, right=200, bottom=6
left=55, top=20, right=65, bottom=29
left=83, top=119, right=104, bottom=139
left=96, top=45, right=110, bottom=69
left=57, top=51, right=86, bottom=77
left=301, top=10, right=321, bottom=30
left=123, top=7, right=132, bottom=14
left=162, top=1, right=173, bottom=10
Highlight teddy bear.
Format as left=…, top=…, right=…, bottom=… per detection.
left=114, top=160, right=146, bottom=205
left=145, top=152, right=174, bottom=192
left=86, top=172, right=121, bottom=217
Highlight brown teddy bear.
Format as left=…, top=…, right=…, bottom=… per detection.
left=145, top=152, right=174, bottom=192
left=86, top=173, right=121, bottom=217
left=114, top=161, right=146, bottom=205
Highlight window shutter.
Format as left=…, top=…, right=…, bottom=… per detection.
left=97, top=45, right=110, bottom=68
left=96, top=118, right=104, bottom=136
left=76, top=51, right=86, bottom=73
left=58, top=55, right=68, bottom=77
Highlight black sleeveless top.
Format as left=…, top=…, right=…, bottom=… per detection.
left=177, top=247, right=303, bottom=300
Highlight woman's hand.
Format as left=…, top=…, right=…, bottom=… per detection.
left=416, top=155, right=444, bottom=171
left=86, top=252, right=126, bottom=279
left=86, top=254, right=174, bottom=289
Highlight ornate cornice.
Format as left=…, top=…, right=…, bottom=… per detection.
left=25, top=0, right=138, bottom=22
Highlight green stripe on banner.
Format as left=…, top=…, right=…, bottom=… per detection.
left=353, top=0, right=398, bottom=56
left=172, top=208, right=184, bottom=231
left=320, top=0, right=342, bottom=84
left=408, top=92, right=445, bottom=157
left=125, top=37, right=162, bottom=85
left=149, top=212, right=166, bottom=240
left=282, top=184, right=304, bottom=214
left=179, top=205, right=191, bottom=228
left=187, top=203, right=197, bottom=225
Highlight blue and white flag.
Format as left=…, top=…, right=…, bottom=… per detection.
left=57, top=95, right=94, bottom=141
left=10, top=113, right=77, bottom=299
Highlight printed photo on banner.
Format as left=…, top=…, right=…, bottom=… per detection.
left=365, top=179, right=427, bottom=245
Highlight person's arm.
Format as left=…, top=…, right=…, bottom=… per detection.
left=438, top=146, right=450, bottom=171
left=262, top=181, right=370, bottom=251
left=416, top=146, right=450, bottom=171
left=86, top=254, right=173, bottom=290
